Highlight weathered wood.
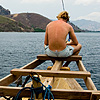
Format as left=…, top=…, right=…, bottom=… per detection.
left=37, top=54, right=82, bottom=61
left=77, top=60, right=97, bottom=91
left=1, top=86, right=100, bottom=99
left=21, top=59, right=45, bottom=69
left=11, top=69, right=91, bottom=79
left=91, top=91, right=100, bottom=100
left=0, top=59, right=45, bottom=86
left=77, top=60, right=87, bottom=71
left=0, top=74, right=18, bottom=86
left=0, top=86, right=30, bottom=97
left=42, top=60, right=83, bottom=91
left=52, top=89, right=92, bottom=99
left=43, top=60, right=63, bottom=87
left=51, top=60, right=63, bottom=70
left=64, top=78, right=83, bottom=90
left=0, top=54, right=99, bottom=100
left=84, top=77, right=97, bottom=91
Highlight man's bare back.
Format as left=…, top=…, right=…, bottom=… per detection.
left=44, top=19, right=73, bottom=52
left=44, top=11, right=82, bottom=66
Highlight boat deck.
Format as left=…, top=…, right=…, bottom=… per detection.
left=0, top=54, right=100, bottom=100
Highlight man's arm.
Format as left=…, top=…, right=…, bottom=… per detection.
left=66, top=26, right=78, bottom=45
left=44, top=26, right=48, bottom=47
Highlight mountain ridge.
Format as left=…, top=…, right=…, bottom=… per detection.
left=0, top=5, right=10, bottom=15
left=72, top=19, right=100, bottom=31
left=6, top=13, right=84, bottom=32
left=0, top=5, right=84, bottom=32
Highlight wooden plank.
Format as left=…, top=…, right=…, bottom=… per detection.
left=84, top=77, right=97, bottom=91
left=0, top=86, right=30, bottom=97
left=42, top=60, right=83, bottom=91
left=77, top=60, right=87, bottom=71
left=21, top=59, right=45, bottom=69
left=42, top=60, right=83, bottom=90
left=43, top=60, right=63, bottom=87
left=0, top=59, right=45, bottom=86
left=11, top=69, right=91, bottom=79
left=64, top=78, right=83, bottom=90
left=0, top=74, right=19, bottom=86
left=52, top=89, right=92, bottom=99
left=91, top=92, right=100, bottom=100
left=52, top=78, right=71, bottom=89
left=1, top=86, right=99, bottom=99
left=77, top=60, right=97, bottom=91
left=0, top=86, right=97, bottom=99
left=37, top=54, right=82, bottom=61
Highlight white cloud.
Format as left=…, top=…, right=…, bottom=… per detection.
left=76, top=12, right=100, bottom=23
left=0, top=0, right=3, bottom=3
left=74, top=0, right=94, bottom=5
left=97, top=0, right=100, bottom=3
left=74, top=0, right=100, bottom=6
left=21, top=0, right=54, bottom=4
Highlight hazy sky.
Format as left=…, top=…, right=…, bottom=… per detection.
left=0, top=0, right=100, bottom=22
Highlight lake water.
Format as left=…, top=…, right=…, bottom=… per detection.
left=0, top=32, right=100, bottom=90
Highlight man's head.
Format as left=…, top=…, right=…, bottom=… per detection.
left=57, top=11, right=70, bottom=22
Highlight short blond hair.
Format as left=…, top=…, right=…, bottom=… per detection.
left=57, top=11, right=70, bottom=21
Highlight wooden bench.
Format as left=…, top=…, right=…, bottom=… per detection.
left=37, top=54, right=82, bottom=61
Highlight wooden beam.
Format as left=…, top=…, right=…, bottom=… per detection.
left=77, top=60, right=97, bottom=91
left=41, top=60, right=83, bottom=91
left=0, top=74, right=18, bottom=86
left=11, top=69, right=91, bottom=79
left=77, top=60, right=87, bottom=71
left=0, top=86, right=30, bottom=97
left=91, top=91, right=100, bottom=100
left=64, top=78, right=83, bottom=90
left=43, top=60, right=63, bottom=87
left=0, top=59, right=45, bottom=86
left=52, top=89, right=92, bottom=99
left=21, top=59, right=45, bottom=69
left=37, top=54, right=82, bottom=61
left=84, top=77, right=97, bottom=91
left=1, top=86, right=100, bottom=99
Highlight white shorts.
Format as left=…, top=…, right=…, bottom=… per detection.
left=45, top=45, right=74, bottom=57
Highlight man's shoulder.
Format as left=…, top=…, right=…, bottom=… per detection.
left=66, top=22, right=73, bottom=28
left=47, top=20, right=56, bottom=26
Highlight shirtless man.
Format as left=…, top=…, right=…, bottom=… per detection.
left=44, top=11, right=82, bottom=66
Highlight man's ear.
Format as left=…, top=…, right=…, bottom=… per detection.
left=66, top=19, right=68, bottom=22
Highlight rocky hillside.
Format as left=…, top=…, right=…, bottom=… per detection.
left=0, top=5, right=84, bottom=32
left=72, top=19, right=100, bottom=31
left=0, top=5, right=10, bottom=15
left=6, top=13, right=51, bottom=31
left=6, top=13, right=83, bottom=32
left=0, top=15, right=32, bottom=32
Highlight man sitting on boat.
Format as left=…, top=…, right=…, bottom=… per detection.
left=44, top=11, right=82, bottom=67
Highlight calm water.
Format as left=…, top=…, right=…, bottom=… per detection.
left=0, top=32, right=100, bottom=90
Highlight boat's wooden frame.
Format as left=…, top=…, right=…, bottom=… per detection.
left=0, top=54, right=100, bottom=100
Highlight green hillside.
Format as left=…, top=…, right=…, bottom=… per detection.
left=0, top=15, right=33, bottom=32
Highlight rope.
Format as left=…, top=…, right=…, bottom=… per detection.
left=43, top=85, right=54, bottom=100
left=61, top=0, right=65, bottom=11
left=14, top=86, right=35, bottom=100
left=14, top=74, right=54, bottom=100
left=30, top=75, right=54, bottom=100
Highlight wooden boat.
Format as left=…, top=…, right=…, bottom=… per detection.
left=0, top=54, right=100, bottom=100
